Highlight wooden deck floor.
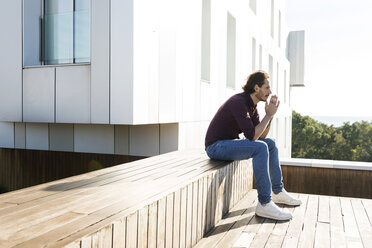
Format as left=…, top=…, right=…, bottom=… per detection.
left=195, top=189, right=372, bottom=248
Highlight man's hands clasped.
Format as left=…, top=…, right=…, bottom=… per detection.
left=265, top=95, right=280, bottom=117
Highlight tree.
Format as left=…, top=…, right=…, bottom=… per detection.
left=292, top=111, right=372, bottom=162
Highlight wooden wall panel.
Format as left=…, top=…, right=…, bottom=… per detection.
left=0, top=148, right=144, bottom=193
left=252, top=165, right=372, bottom=199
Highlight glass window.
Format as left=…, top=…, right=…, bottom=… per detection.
left=42, top=0, right=90, bottom=65
left=252, top=37, right=256, bottom=72
left=226, top=12, right=236, bottom=89
left=201, top=0, right=211, bottom=82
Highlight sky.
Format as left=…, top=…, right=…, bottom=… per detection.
left=285, top=0, right=372, bottom=118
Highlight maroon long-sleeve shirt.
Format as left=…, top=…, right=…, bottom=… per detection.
left=205, top=92, right=260, bottom=148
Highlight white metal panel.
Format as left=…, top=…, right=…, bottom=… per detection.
left=0, top=122, right=14, bottom=148
left=14, top=122, right=25, bottom=149
left=158, top=0, right=177, bottom=123
left=23, top=68, right=55, bottom=122
left=49, top=123, right=73, bottom=152
left=129, top=124, right=159, bottom=156
left=0, top=0, right=22, bottom=121
left=132, top=0, right=159, bottom=124
left=110, top=0, right=134, bottom=124
left=91, top=0, right=109, bottom=124
left=56, top=66, right=91, bottom=123
left=176, top=0, right=201, bottom=122
left=160, top=123, right=178, bottom=154
left=26, top=123, right=49, bottom=150
left=114, top=125, right=129, bottom=155
left=288, top=30, right=305, bottom=86
left=74, top=124, right=114, bottom=154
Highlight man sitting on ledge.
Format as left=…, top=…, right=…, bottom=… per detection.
left=204, top=70, right=301, bottom=221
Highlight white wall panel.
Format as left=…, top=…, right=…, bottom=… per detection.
left=74, top=124, right=114, bottom=154
left=26, top=123, right=48, bottom=150
left=14, top=122, right=25, bottom=149
left=49, top=124, right=73, bottom=152
left=132, top=0, right=159, bottom=124
left=23, top=68, right=55, bottom=122
left=0, top=122, right=14, bottom=148
left=114, top=125, right=129, bottom=155
left=129, top=124, right=159, bottom=156
left=0, top=0, right=22, bottom=121
left=160, top=123, right=178, bottom=154
left=91, top=0, right=110, bottom=124
left=56, top=66, right=90, bottom=123
left=158, top=0, right=177, bottom=123
left=176, top=0, right=201, bottom=122
left=110, top=0, right=134, bottom=124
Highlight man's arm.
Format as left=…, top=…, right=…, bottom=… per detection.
left=260, top=117, right=273, bottom=139
left=252, top=97, right=280, bottom=140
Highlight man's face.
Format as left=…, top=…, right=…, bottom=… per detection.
left=254, top=79, right=272, bottom=102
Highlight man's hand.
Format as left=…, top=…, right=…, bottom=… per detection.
left=265, top=95, right=280, bottom=117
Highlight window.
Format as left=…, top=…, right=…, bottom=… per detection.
left=42, top=0, right=90, bottom=65
left=226, top=12, right=236, bottom=89
left=251, top=37, right=256, bottom=72
left=201, top=0, right=211, bottom=81
left=278, top=10, right=281, bottom=47
left=249, top=0, right=257, bottom=14
left=268, top=54, right=273, bottom=90
left=276, top=62, right=279, bottom=95
left=259, top=44, right=262, bottom=69
left=284, top=70, right=287, bottom=103
left=270, top=0, right=274, bottom=38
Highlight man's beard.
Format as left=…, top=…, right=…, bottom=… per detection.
left=255, top=92, right=267, bottom=102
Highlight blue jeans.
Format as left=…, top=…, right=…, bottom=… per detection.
left=205, top=138, right=283, bottom=204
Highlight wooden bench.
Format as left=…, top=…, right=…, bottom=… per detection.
left=0, top=149, right=253, bottom=248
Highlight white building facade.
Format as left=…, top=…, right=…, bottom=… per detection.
left=0, top=0, right=304, bottom=158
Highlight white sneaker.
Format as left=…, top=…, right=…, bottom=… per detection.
left=255, top=201, right=292, bottom=220
left=272, top=189, right=302, bottom=206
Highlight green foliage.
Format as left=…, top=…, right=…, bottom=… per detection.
left=292, top=111, right=372, bottom=162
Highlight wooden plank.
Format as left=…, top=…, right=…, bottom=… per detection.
left=112, top=218, right=126, bottom=248
left=81, top=236, right=91, bottom=248
left=196, top=178, right=203, bottom=243
left=148, top=201, right=158, bottom=248
left=265, top=195, right=299, bottom=248
left=137, top=206, right=149, bottom=248
left=206, top=174, right=212, bottom=233
left=191, top=181, right=198, bottom=246
left=194, top=190, right=256, bottom=248
left=314, top=222, right=330, bottom=248
left=281, top=194, right=309, bottom=247
left=165, top=193, right=174, bottom=248
left=202, top=175, right=208, bottom=236
left=318, top=195, right=330, bottom=223
left=157, top=197, right=166, bottom=248
left=173, top=190, right=181, bottom=248
left=297, top=194, right=318, bottom=248
left=362, top=199, right=372, bottom=229
left=214, top=190, right=259, bottom=248
left=232, top=232, right=255, bottom=248
left=340, top=198, right=363, bottom=247
left=351, top=199, right=372, bottom=248
left=126, top=211, right=138, bottom=248
left=329, top=197, right=347, bottom=248
left=179, top=187, right=187, bottom=248
left=1, top=211, right=84, bottom=247
left=185, top=184, right=193, bottom=248
left=249, top=218, right=277, bottom=248
left=92, top=225, right=112, bottom=248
